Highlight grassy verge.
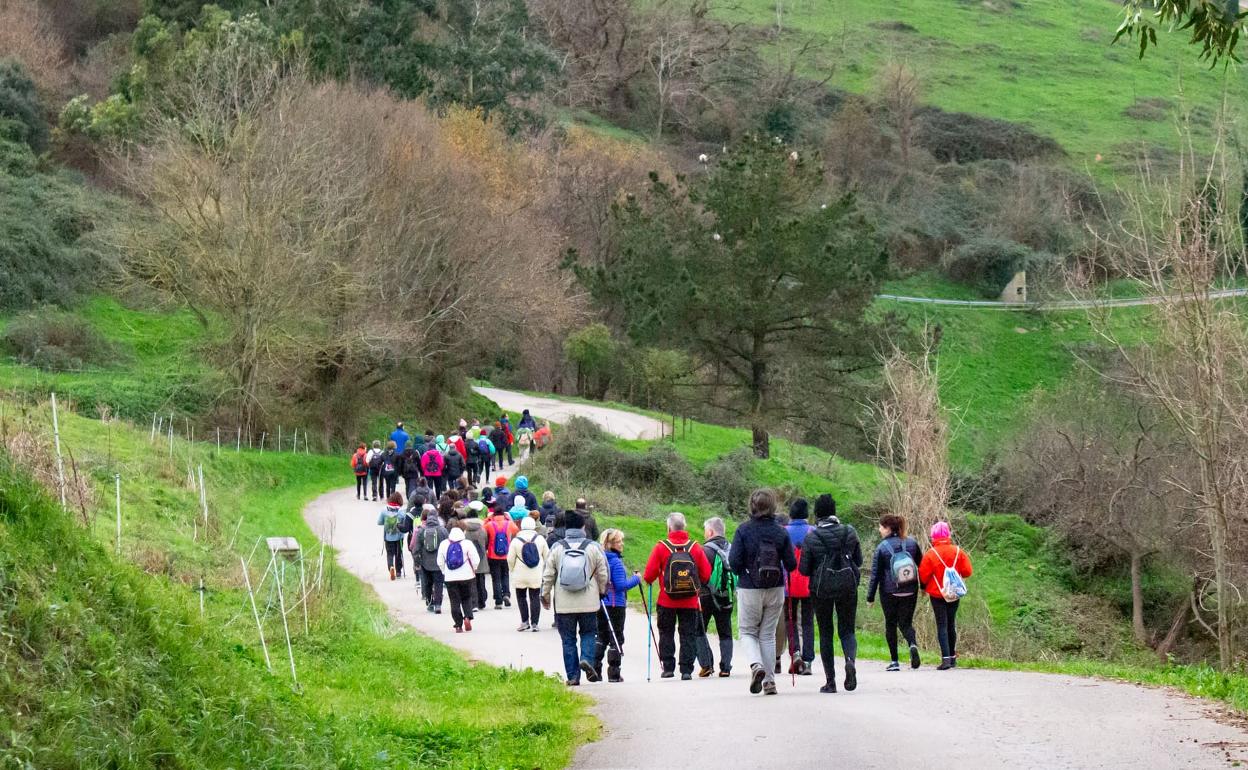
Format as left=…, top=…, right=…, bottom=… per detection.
left=1, top=397, right=593, bottom=768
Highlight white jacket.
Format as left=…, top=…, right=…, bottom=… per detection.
left=437, top=528, right=480, bottom=582
left=507, top=528, right=549, bottom=590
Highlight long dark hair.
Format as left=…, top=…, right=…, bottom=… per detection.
left=879, top=513, right=907, bottom=538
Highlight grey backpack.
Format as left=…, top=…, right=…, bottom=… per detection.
left=557, top=539, right=593, bottom=591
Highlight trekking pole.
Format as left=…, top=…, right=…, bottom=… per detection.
left=645, top=583, right=654, bottom=682
left=600, top=598, right=623, bottom=658
left=787, top=599, right=797, bottom=687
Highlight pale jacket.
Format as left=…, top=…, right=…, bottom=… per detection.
left=541, top=528, right=608, bottom=614
left=437, top=528, right=480, bottom=582
left=507, top=528, right=550, bottom=590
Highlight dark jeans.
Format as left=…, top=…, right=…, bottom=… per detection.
left=695, top=601, right=734, bottom=673
left=593, top=604, right=627, bottom=677
left=481, top=454, right=493, bottom=478
left=930, top=597, right=960, bottom=657
left=474, top=573, right=488, bottom=609
left=784, top=597, right=816, bottom=663
left=466, top=460, right=479, bottom=485
left=368, top=470, right=380, bottom=499
left=421, top=567, right=444, bottom=609
left=384, top=538, right=404, bottom=576
left=489, top=559, right=511, bottom=606
left=657, top=605, right=701, bottom=675
left=446, top=579, right=474, bottom=628
left=813, top=592, right=858, bottom=678
left=429, top=475, right=446, bottom=497
left=503, top=442, right=514, bottom=465
left=403, top=476, right=420, bottom=498
left=355, top=475, right=368, bottom=498
left=516, top=587, right=541, bottom=626
left=556, top=612, right=598, bottom=682
left=881, top=592, right=919, bottom=661
left=382, top=474, right=398, bottom=499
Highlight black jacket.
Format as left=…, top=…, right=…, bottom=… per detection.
left=798, top=517, right=863, bottom=591
left=489, top=427, right=507, bottom=451
left=442, top=449, right=464, bottom=479
left=538, top=500, right=561, bottom=527
left=728, top=515, right=796, bottom=589
left=866, top=534, right=922, bottom=601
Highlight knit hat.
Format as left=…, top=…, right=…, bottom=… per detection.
left=789, top=498, right=809, bottom=520
left=515, top=475, right=529, bottom=491
left=813, top=494, right=836, bottom=519
left=564, top=510, right=585, bottom=530
left=930, top=521, right=951, bottom=540
left=509, top=501, right=529, bottom=521
left=520, top=516, right=536, bottom=531
left=495, top=476, right=508, bottom=489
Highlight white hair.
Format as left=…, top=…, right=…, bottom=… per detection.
left=703, top=516, right=726, bottom=536
left=666, top=511, right=687, bottom=532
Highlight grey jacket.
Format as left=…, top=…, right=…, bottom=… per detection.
left=541, top=528, right=609, bottom=614
left=411, top=522, right=449, bottom=573
left=463, top=519, right=491, bottom=574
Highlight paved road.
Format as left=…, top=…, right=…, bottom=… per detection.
left=306, top=391, right=1248, bottom=769
left=475, top=386, right=667, bottom=440
left=877, top=287, right=1248, bottom=311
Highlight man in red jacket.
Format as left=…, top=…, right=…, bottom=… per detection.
left=643, top=512, right=712, bottom=680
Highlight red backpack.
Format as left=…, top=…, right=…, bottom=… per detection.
left=788, top=545, right=811, bottom=598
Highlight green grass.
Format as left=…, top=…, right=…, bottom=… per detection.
left=1, top=397, right=593, bottom=767
left=717, top=0, right=1245, bottom=177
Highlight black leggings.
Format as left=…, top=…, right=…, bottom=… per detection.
left=355, top=475, right=368, bottom=498
left=421, top=567, right=444, bottom=608
left=516, top=587, right=541, bottom=626
left=593, top=604, right=627, bottom=675
left=930, top=596, right=960, bottom=657
left=880, top=593, right=918, bottom=661
left=489, top=559, right=511, bottom=605
left=384, top=539, right=403, bottom=576
left=813, top=593, right=858, bottom=676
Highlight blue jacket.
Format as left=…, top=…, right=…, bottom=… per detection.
left=866, top=534, right=923, bottom=601
left=604, top=549, right=640, bottom=607
left=728, top=515, right=796, bottom=590
left=390, top=428, right=410, bottom=452
left=786, top=520, right=813, bottom=549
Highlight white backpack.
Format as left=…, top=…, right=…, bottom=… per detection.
left=935, top=546, right=968, bottom=603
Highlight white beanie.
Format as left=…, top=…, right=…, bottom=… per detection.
left=521, top=517, right=536, bottom=531
left=468, top=500, right=485, bottom=512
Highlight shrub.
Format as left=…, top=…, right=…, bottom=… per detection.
left=941, top=236, right=1044, bottom=297
left=916, top=107, right=1063, bottom=163
left=1, top=311, right=121, bottom=371
left=0, top=59, right=47, bottom=152
left=698, top=448, right=755, bottom=516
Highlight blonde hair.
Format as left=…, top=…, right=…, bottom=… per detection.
left=600, top=528, right=624, bottom=552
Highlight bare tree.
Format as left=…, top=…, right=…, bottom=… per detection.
left=0, top=0, right=70, bottom=100
left=875, top=60, right=920, bottom=168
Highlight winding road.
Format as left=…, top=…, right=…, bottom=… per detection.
left=305, top=387, right=1247, bottom=769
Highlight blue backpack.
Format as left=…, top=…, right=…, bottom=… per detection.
left=889, top=540, right=918, bottom=587
left=491, top=522, right=509, bottom=557
left=519, top=533, right=541, bottom=568
left=446, top=541, right=465, bottom=571
left=479, top=437, right=493, bottom=456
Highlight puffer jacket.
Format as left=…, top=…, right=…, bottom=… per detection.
left=437, top=528, right=480, bottom=582
left=507, top=528, right=549, bottom=589
left=462, top=519, right=491, bottom=575
left=918, top=537, right=973, bottom=599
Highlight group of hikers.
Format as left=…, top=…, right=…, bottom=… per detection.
left=354, top=416, right=974, bottom=695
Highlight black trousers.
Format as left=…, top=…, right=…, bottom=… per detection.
left=382, top=474, right=398, bottom=499
left=430, top=475, right=446, bottom=497
left=593, top=604, right=627, bottom=676
left=474, top=572, right=488, bottom=608
left=355, top=475, right=368, bottom=498
left=403, top=476, right=420, bottom=498
left=384, top=539, right=403, bottom=576
left=657, top=605, right=701, bottom=675
left=881, top=592, right=918, bottom=661
left=421, top=567, right=444, bottom=608
left=930, top=596, right=960, bottom=657
left=466, top=460, right=479, bottom=485
left=813, top=592, right=858, bottom=678
left=696, top=601, right=734, bottom=672
left=368, top=470, right=380, bottom=499
left=489, top=559, right=511, bottom=606
left=446, top=579, right=474, bottom=628
left=503, top=442, right=513, bottom=465
left=516, top=587, right=541, bottom=626
left=784, top=597, right=816, bottom=663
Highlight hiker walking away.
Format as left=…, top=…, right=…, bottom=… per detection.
left=500, top=414, right=515, bottom=466
left=422, top=440, right=446, bottom=497
left=462, top=501, right=491, bottom=609
left=513, top=476, right=538, bottom=510
left=448, top=431, right=468, bottom=471
left=401, top=446, right=421, bottom=498
left=538, top=491, right=561, bottom=528
left=411, top=429, right=427, bottom=462
left=380, top=442, right=400, bottom=499
left=729, top=488, right=796, bottom=696
left=477, top=430, right=496, bottom=480
left=438, top=523, right=481, bottom=632
left=594, top=528, right=640, bottom=682
left=541, top=509, right=609, bottom=686
left=574, top=498, right=600, bottom=541
left=413, top=506, right=448, bottom=613
left=867, top=512, right=924, bottom=671
left=695, top=517, right=735, bottom=678
left=485, top=504, right=519, bottom=609
left=493, top=476, right=513, bottom=512
left=642, top=512, right=712, bottom=681
left=390, top=421, right=410, bottom=453
left=366, top=440, right=384, bottom=501
left=350, top=443, right=369, bottom=500
left=519, top=409, right=537, bottom=431
left=507, top=516, right=549, bottom=631
left=488, top=423, right=509, bottom=471
left=377, top=492, right=407, bottom=581
left=533, top=421, right=552, bottom=450
left=465, top=427, right=481, bottom=485
left=784, top=499, right=816, bottom=676
left=918, top=521, right=973, bottom=670
left=799, top=494, right=863, bottom=693
left=442, top=442, right=465, bottom=492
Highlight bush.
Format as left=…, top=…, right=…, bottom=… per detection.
left=698, top=448, right=755, bottom=516
left=0, top=59, right=47, bottom=152
left=941, top=236, right=1045, bottom=297
left=916, top=107, right=1063, bottom=163
left=1, top=311, right=122, bottom=371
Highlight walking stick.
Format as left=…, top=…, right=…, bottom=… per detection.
left=601, top=598, right=623, bottom=656
left=645, top=583, right=653, bottom=681
left=787, top=598, right=798, bottom=687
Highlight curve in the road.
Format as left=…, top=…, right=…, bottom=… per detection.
left=306, top=390, right=1247, bottom=769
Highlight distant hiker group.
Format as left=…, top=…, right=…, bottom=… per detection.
left=352, top=410, right=975, bottom=694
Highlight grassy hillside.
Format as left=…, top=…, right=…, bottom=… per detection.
left=719, top=0, right=1245, bottom=174
left=0, top=397, right=592, bottom=768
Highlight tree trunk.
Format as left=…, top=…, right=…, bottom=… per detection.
left=749, top=331, right=769, bottom=458
left=1154, top=598, right=1189, bottom=663
left=751, top=424, right=770, bottom=459
left=1130, top=551, right=1146, bottom=645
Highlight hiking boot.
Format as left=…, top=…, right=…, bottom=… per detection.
left=454, top=626, right=463, bottom=633
left=799, top=660, right=813, bottom=676
left=660, top=670, right=675, bottom=679
left=749, top=665, right=765, bottom=694
left=909, top=644, right=921, bottom=669
left=886, top=661, right=900, bottom=672
left=937, top=657, right=952, bottom=670
left=494, top=603, right=504, bottom=610
left=503, top=598, right=512, bottom=607
left=762, top=681, right=777, bottom=695
left=530, top=626, right=539, bottom=632
left=951, top=655, right=958, bottom=668
left=680, top=672, right=692, bottom=681
left=819, top=681, right=837, bottom=694
left=434, top=607, right=442, bottom=614
left=608, top=673, right=624, bottom=683
left=718, top=669, right=731, bottom=678
left=389, top=566, right=396, bottom=581
left=698, top=666, right=714, bottom=678
left=463, top=618, right=472, bottom=632
left=844, top=659, right=857, bottom=692
left=774, top=659, right=782, bottom=674
left=580, top=661, right=600, bottom=683
left=516, top=623, right=530, bottom=632
left=566, top=679, right=580, bottom=687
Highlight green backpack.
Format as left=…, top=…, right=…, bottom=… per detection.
left=705, top=541, right=736, bottom=609
left=383, top=510, right=400, bottom=537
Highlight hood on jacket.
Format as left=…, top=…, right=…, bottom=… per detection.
left=447, top=528, right=466, bottom=542
left=521, top=517, right=536, bottom=531
left=509, top=503, right=529, bottom=521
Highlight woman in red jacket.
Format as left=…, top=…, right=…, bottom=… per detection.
left=350, top=443, right=368, bottom=500
left=917, top=521, right=973, bottom=670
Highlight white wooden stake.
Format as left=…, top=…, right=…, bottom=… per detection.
left=291, top=428, right=297, bottom=453
left=240, top=557, right=272, bottom=672
left=150, top=414, right=157, bottom=442
left=259, top=432, right=266, bottom=454
left=272, top=552, right=298, bottom=683
left=277, top=426, right=282, bottom=452
left=236, top=426, right=241, bottom=452
left=168, top=420, right=174, bottom=459
left=114, top=473, right=121, bottom=556
left=198, top=464, right=208, bottom=526
left=299, top=554, right=308, bottom=634
left=216, top=427, right=221, bottom=454
left=50, top=393, right=66, bottom=508
left=198, top=578, right=205, bottom=616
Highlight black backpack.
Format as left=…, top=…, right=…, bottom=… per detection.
left=811, top=525, right=857, bottom=600
left=368, top=451, right=384, bottom=472
left=747, top=529, right=786, bottom=589
left=661, top=540, right=701, bottom=599
left=398, top=511, right=414, bottom=535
